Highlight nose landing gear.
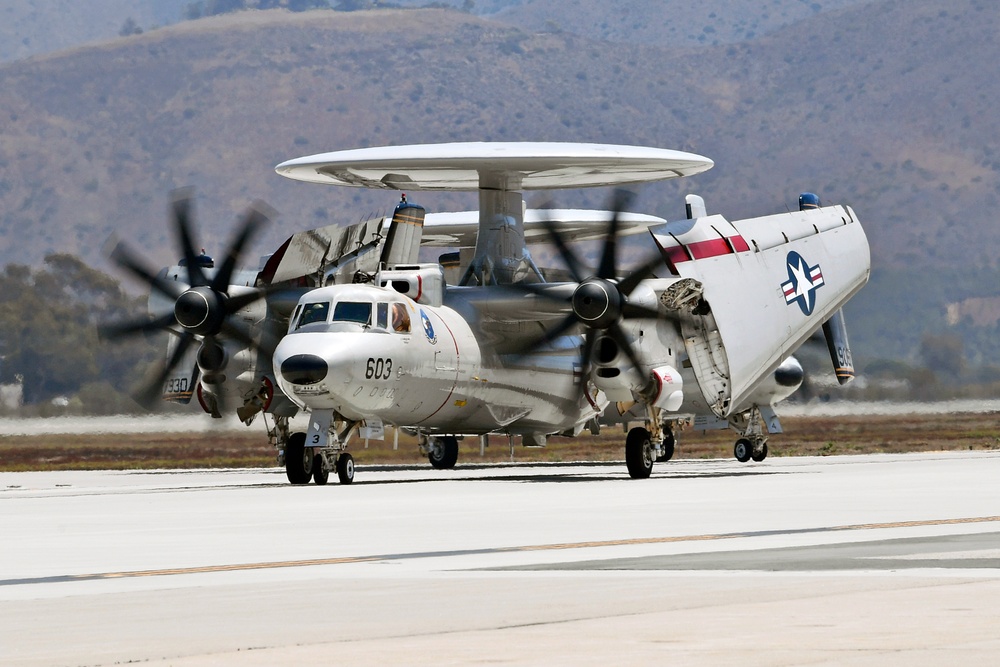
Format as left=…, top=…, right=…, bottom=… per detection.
left=271, top=414, right=357, bottom=485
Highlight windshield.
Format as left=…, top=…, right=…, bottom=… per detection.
left=333, top=301, right=372, bottom=326
left=295, top=302, right=330, bottom=329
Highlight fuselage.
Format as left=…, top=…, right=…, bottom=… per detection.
left=272, top=283, right=601, bottom=435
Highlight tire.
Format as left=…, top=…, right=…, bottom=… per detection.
left=656, top=431, right=675, bottom=463
left=625, top=427, right=654, bottom=479
left=734, top=438, right=752, bottom=463
left=337, top=452, right=355, bottom=484
left=285, top=432, right=312, bottom=484
left=428, top=436, right=459, bottom=469
left=313, top=454, right=330, bottom=485
left=751, top=442, right=769, bottom=462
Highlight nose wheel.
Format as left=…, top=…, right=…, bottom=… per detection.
left=313, top=453, right=329, bottom=485
left=280, top=430, right=356, bottom=485
left=284, top=432, right=312, bottom=484
left=337, top=452, right=355, bottom=484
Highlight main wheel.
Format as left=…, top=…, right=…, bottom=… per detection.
left=285, top=432, right=312, bottom=484
left=734, top=438, right=752, bottom=463
left=313, top=454, right=330, bottom=485
left=655, top=430, right=675, bottom=463
left=751, top=442, right=769, bottom=462
left=625, top=427, right=654, bottom=479
left=428, top=436, right=459, bottom=469
left=337, top=452, right=355, bottom=484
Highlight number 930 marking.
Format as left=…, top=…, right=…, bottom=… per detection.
left=365, top=357, right=393, bottom=380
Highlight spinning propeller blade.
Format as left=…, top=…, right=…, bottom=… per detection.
left=100, top=190, right=272, bottom=410
left=519, top=189, right=666, bottom=385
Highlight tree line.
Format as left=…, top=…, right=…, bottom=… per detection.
left=183, top=0, right=333, bottom=19
left=0, top=254, right=158, bottom=414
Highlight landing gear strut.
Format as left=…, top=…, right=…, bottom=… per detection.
left=656, top=429, right=675, bottom=463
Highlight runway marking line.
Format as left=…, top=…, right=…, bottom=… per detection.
left=5, top=515, right=1000, bottom=587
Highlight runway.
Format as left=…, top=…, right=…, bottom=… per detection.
left=2, top=452, right=1000, bottom=666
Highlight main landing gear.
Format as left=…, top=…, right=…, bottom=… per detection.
left=731, top=407, right=769, bottom=463
left=624, top=421, right=676, bottom=479
left=733, top=437, right=767, bottom=463
left=423, top=435, right=459, bottom=469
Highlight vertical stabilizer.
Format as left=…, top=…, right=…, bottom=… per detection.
left=380, top=194, right=426, bottom=267
left=823, top=309, right=855, bottom=385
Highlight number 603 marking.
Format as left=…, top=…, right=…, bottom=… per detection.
left=365, top=357, right=393, bottom=380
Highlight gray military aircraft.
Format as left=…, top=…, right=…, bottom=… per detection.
left=104, top=142, right=870, bottom=484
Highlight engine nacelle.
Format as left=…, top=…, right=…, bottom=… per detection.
left=592, top=334, right=644, bottom=401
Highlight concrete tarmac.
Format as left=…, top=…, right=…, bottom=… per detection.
left=2, top=451, right=1000, bottom=666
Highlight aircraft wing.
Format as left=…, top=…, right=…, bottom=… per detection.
left=654, top=206, right=869, bottom=417
left=417, top=209, right=666, bottom=248
left=257, top=217, right=384, bottom=286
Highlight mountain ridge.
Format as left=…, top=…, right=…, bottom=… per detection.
left=1, top=1, right=998, bottom=362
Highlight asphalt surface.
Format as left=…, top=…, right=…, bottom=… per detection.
left=2, top=452, right=999, bottom=665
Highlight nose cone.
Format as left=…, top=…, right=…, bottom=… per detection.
left=280, top=354, right=328, bottom=385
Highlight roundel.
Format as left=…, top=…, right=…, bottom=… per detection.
left=420, top=310, right=437, bottom=345
left=781, top=251, right=825, bottom=316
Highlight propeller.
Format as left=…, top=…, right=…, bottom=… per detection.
left=100, top=189, right=272, bottom=409
left=518, top=190, right=666, bottom=386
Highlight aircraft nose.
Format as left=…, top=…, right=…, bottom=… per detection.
left=280, top=354, right=328, bottom=385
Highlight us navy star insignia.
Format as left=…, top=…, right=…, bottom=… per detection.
left=781, top=251, right=824, bottom=315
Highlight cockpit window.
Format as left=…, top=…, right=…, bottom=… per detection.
left=333, top=301, right=372, bottom=326
left=391, top=302, right=411, bottom=333
left=295, top=302, right=330, bottom=329
left=377, top=302, right=389, bottom=329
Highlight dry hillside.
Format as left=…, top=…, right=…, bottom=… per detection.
left=1, top=1, right=999, bottom=361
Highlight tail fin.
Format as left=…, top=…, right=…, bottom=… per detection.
left=823, top=309, right=855, bottom=385
left=380, top=194, right=426, bottom=267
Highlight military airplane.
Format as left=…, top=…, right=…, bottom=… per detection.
left=103, top=142, right=870, bottom=484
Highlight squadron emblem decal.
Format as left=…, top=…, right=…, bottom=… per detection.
left=420, top=309, right=438, bottom=345
left=781, top=251, right=824, bottom=316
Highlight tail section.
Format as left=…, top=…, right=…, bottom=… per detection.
left=380, top=194, right=426, bottom=267
left=823, top=308, right=855, bottom=385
